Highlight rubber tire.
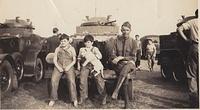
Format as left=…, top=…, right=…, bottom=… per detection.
left=34, top=58, right=44, bottom=82
left=0, top=60, right=13, bottom=97
left=14, top=56, right=24, bottom=80
left=161, top=65, right=172, bottom=80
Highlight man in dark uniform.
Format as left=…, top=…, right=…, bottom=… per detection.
left=177, top=9, right=199, bottom=108
left=135, top=35, right=142, bottom=70
left=111, top=21, right=137, bottom=108
left=47, top=27, right=61, bottom=53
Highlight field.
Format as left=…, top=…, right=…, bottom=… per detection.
left=1, top=60, right=189, bottom=109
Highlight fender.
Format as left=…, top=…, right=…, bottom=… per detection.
left=0, top=54, right=15, bottom=66
left=23, top=50, right=40, bottom=76
left=0, top=54, right=16, bottom=75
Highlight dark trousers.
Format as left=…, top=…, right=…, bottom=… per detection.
left=79, top=66, right=106, bottom=100
left=186, top=44, right=199, bottom=108
left=136, top=49, right=141, bottom=68
left=146, top=51, right=155, bottom=70
left=50, top=67, right=77, bottom=102
left=115, top=62, right=135, bottom=107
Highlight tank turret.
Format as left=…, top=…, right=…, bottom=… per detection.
left=75, top=15, right=119, bottom=41
left=0, top=17, right=34, bottom=36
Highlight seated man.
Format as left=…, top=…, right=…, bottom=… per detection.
left=110, top=21, right=137, bottom=109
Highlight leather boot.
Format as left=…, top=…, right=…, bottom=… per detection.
left=123, top=84, right=130, bottom=109
left=112, top=76, right=126, bottom=99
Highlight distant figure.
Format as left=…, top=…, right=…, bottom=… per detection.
left=110, top=21, right=137, bottom=108
left=77, top=34, right=107, bottom=105
left=177, top=9, right=199, bottom=108
left=47, top=27, right=61, bottom=53
left=146, top=39, right=156, bottom=72
left=135, top=35, right=142, bottom=70
left=48, top=34, right=78, bottom=107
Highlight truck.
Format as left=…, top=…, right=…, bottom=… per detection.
left=157, top=15, right=195, bottom=82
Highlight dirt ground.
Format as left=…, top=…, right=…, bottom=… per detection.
left=1, top=60, right=190, bottom=109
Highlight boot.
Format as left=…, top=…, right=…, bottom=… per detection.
left=101, top=94, right=107, bottom=105
left=123, top=84, right=130, bottom=109
left=112, top=76, right=126, bottom=99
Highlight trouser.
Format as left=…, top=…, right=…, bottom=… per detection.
left=79, top=66, right=106, bottom=100
left=122, top=78, right=129, bottom=108
left=186, top=44, right=199, bottom=108
left=147, top=51, right=155, bottom=70
left=136, top=49, right=141, bottom=68
left=113, top=61, right=135, bottom=101
left=50, top=67, right=77, bottom=102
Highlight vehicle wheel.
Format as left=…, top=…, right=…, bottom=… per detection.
left=0, top=60, right=13, bottom=96
left=161, top=65, right=172, bottom=80
left=172, top=72, right=179, bottom=82
left=34, top=58, right=44, bottom=82
left=14, top=56, right=24, bottom=80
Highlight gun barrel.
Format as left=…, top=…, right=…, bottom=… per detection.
left=105, top=20, right=116, bottom=25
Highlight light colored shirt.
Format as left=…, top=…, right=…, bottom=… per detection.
left=181, top=18, right=199, bottom=43
left=146, top=43, right=156, bottom=52
left=56, top=45, right=76, bottom=68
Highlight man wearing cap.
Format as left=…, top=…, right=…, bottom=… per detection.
left=177, top=9, right=199, bottom=108
left=110, top=21, right=137, bottom=108
left=47, top=27, right=61, bottom=53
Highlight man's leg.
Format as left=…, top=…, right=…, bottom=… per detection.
left=112, top=62, right=135, bottom=99
left=79, top=66, right=90, bottom=104
left=49, top=67, right=62, bottom=106
left=147, top=54, right=152, bottom=71
left=188, top=78, right=199, bottom=108
left=123, top=78, right=130, bottom=108
left=64, top=68, right=78, bottom=107
left=186, top=46, right=199, bottom=108
left=93, top=73, right=107, bottom=104
left=151, top=56, right=155, bottom=71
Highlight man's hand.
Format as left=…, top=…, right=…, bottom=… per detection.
left=57, top=67, right=64, bottom=73
left=112, top=56, right=124, bottom=64
left=64, top=66, right=71, bottom=72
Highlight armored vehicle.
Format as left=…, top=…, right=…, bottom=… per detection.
left=0, top=17, right=45, bottom=96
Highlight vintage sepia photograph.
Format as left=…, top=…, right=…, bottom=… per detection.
left=0, top=0, right=199, bottom=109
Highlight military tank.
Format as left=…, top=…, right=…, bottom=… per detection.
left=0, top=17, right=45, bottom=96
left=75, top=15, right=119, bottom=41
left=72, top=15, right=120, bottom=67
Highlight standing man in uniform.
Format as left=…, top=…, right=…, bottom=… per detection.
left=47, top=27, right=61, bottom=53
left=146, top=39, right=156, bottom=72
left=135, top=35, right=142, bottom=70
left=111, top=21, right=137, bottom=108
left=177, top=9, right=199, bottom=108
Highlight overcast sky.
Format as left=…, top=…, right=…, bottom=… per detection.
left=0, top=0, right=197, bottom=37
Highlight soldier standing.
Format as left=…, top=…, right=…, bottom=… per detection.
left=146, top=39, right=156, bottom=72
left=135, top=35, right=142, bottom=70
left=47, top=27, right=61, bottom=53
left=177, top=9, right=199, bottom=108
